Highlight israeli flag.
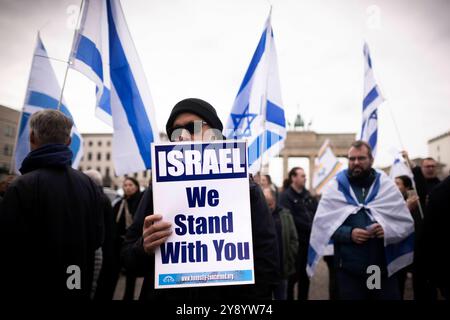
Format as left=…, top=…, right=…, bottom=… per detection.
left=312, top=139, right=343, bottom=194
left=360, top=42, right=384, bottom=157
left=389, top=152, right=413, bottom=180
left=71, top=0, right=159, bottom=175
left=14, top=33, right=83, bottom=174
left=225, top=11, right=286, bottom=174
left=307, top=169, right=414, bottom=278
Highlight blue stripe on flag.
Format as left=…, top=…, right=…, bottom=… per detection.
left=307, top=245, right=317, bottom=267
left=107, top=1, right=154, bottom=169
left=247, top=130, right=283, bottom=167
left=76, top=35, right=104, bottom=81
left=368, top=128, right=377, bottom=151
left=266, top=99, right=285, bottom=127
left=97, top=87, right=111, bottom=115
left=336, top=170, right=358, bottom=206
left=363, top=86, right=379, bottom=110
left=18, top=112, right=31, bottom=138
left=77, top=35, right=112, bottom=116
left=69, top=132, right=81, bottom=163
left=237, top=28, right=267, bottom=95
left=385, top=232, right=415, bottom=265
left=28, top=91, right=73, bottom=119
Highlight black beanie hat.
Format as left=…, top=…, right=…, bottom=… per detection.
left=165, top=98, right=224, bottom=135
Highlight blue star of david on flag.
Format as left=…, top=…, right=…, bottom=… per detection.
left=230, top=105, right=258, bottom=138
left=225, top=11, right=286, bottom=174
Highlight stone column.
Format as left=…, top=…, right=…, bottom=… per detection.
left=309, top=156, right=315, bottom=190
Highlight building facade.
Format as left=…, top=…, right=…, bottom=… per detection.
left=0, top=105, right=20, bottom=172
left=78, top=133, right=154, bottom=190
left=78, top=133, right=169, bottom=190
left=428, top=130, right=450, bottom=176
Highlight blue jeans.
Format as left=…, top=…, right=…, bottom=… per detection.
left=336, top=269, right=401, bottom=300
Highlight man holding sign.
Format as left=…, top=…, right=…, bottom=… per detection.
left=121, top=98, right=279, bottom=300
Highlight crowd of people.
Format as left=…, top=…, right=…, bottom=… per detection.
left=0, top=98, right=449, bottom=301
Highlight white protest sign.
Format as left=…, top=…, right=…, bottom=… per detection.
left=151, top=140, right=254, bottom=289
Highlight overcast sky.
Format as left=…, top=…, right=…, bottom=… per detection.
left=1, top=0, right=449, bottom=171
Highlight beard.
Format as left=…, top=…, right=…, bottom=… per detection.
left=348, top=165, right=371, bottom=178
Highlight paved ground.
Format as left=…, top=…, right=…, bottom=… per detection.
left=113, top=258, right=414, bottom=300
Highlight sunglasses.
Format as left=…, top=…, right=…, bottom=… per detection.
left=168, top=120, right=209, bottom=141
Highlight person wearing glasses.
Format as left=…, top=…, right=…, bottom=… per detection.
left=308, top=140, right=414, bottom=300
left=121, top=98, right=279, bottom=300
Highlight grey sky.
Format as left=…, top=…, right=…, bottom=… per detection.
left=0, top=0, right=449, bottom=169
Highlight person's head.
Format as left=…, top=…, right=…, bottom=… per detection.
left=123, top=177, right=140, bottom=198
left=421, top=157, right=437, bottom=179
left=165, top=98, right=223, bottom=142
left=253, top=172, right=261, bottom=184
left=395, top=175, right=413, bottom=196
left=260, top=174, right=272, bottom=188
left=263, top=187, right=276, bottom=211
left=348, top=140, right=374, bottom=178
left=83, top=169, right=103, bottom=187
left=29, top=110, right=73, bottom=151
left=288, top=167, right=306, bottom=190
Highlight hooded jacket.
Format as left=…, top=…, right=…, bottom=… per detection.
left=0, top=144, right=104, bottom=300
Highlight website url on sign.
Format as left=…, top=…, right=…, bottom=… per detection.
left=181, top=273, right=234, bottom=282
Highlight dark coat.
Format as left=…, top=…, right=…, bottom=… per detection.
left=113, top=191, right=143, bottom=238
left=93, top=187, right=117, bottom=300
left=121, top=179, right=279, bottom=300
left=0, top=144, right=104, bottom=300
left=278, top=186, right=318, bottom=244
left=422, top=176, right=450, bottom=296
left=412, top=166, right=440, bottom=211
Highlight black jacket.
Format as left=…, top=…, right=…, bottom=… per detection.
left=113, top=190, right=143, bottom=238
left=121, top=179, right=279, bottom=300
left=279, top=186, right=318, bottom=244
left=422, top=176, right=450, bottom=295
left=93, top=187, right=116, bottom=300
left=0, top=144, right=104, bottom=300
left=412, top=166, right=440, bottom=211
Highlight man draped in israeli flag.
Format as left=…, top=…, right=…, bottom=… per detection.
left=225, top=11, right=286, bottom=174
left=14, top=33, right=83, bottom=174
left=307, top=140, right=414, bottom=299
left=71, top=0, right=159, bottom=175
left=360, top=42, right=384, bottom=158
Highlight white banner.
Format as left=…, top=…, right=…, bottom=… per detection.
left=152, top=141, right=255, bottom=289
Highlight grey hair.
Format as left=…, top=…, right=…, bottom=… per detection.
left=83, top=169, right=103, bottom=187
left=29, top=109, right=73, bottom=145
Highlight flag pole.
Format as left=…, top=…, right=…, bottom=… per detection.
left=386, top=100, right=425, bottom=219
left=259, top=7, right=272, bottom=175
left=56, top=0, right=85, bottom=111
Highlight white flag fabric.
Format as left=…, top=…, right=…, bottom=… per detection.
left=307, top=169, right=414, bottom=278
left=360, top=42, right=384, bottom=157
left=71, top=0, right=159, bottom=175
left=312, top=139, right=343, bottom=194
left=225, top=11, right=286, bottom=174
left=14, top=33, right=83, bottom=174
left=389, top=153, right=413, bottom=180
